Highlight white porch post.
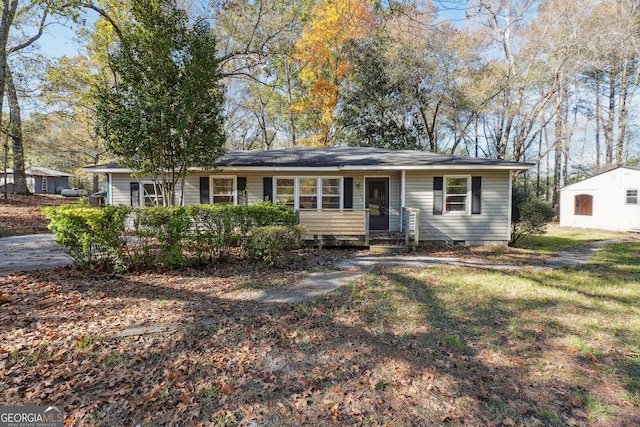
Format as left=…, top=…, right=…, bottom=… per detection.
left=401, top=170, right=406, bottom=231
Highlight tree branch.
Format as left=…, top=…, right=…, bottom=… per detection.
left=79, top=2, right=122, bottom=38
left=7, top=8, right=48, bottom=54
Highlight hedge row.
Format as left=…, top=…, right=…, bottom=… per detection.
left=43, top=202, right=302, bottom=270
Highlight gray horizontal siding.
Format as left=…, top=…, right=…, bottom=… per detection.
left=405, top=170, right=511, bottom=243
left=109, top=170, right=510, bottom=242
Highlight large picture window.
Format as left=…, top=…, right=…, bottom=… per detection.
left=444, top=176, right=469, bottom=213
left=274, top=177, right=343, bottom=210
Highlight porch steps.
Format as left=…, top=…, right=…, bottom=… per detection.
left=369, top=233, right=412, bottom=253
left=369, top=244, right=409, bottom=254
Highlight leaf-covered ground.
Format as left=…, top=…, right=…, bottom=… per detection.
left=0, top=194, right=76, bottom=236
left=2, top=241, right=639, bottom=426
left=2, top=198, right=638, bottom=425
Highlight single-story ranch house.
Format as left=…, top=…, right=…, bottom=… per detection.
left=559, top=166, right=640, bottom=232
left=85, top=147, right=532, bottom=246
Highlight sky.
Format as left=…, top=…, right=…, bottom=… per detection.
left=35, top=1, right=471, bottom=59
left=38, top=18, right=87, bottom=59
left=39, top=23, right=84, bottom=58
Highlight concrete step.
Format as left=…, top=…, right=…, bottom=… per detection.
left=369, top=244, right=409, bottom=254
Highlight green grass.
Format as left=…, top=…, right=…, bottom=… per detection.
left=515, top=224, right=626, bottom=253
left=332, top=238, right=640, bottom=424
left=5, top=227, right=638, bottom=426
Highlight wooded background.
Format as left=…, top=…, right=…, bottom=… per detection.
left=2, top=0, right=638, bottom=206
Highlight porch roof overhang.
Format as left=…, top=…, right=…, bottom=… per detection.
left=84, top=147, right=534, bottom=174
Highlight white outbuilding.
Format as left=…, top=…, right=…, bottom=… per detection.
left=559, top=166, right=640, bottom=232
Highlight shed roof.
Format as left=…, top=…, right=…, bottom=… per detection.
left=26, top=166, right=73, bottom=177
left=560, top=166, right=640, bottom=191
left=85, top=147, right=533, bottom=173
left=2, top=166, right=72, bottom=177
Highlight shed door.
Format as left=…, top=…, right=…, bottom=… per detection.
left=366, top=178, right=389, bottom=231
left=575, top=194, right=593, bottom=216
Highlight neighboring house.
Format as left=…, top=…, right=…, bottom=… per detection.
left=84, top=147, right=532, bottom=246
left=559, top=166, right=640, bottom=232
left=0, top=166, right=73, bottom=194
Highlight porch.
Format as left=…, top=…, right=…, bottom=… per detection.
left=296, top=208, right=419, bottom=249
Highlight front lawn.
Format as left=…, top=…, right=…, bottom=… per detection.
left=1, top=232, right=639, bottom=426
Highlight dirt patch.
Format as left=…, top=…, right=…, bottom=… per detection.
left=0, top=194, right=77, bottom=237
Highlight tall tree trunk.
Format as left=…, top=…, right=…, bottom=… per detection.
left=605, top=67, right=616, bottom=168
left=616, top=58, right=630, bottom=166
left=594, top=73, right=601, bottom=172
left=552, top=82, right=566, bottom=211
left=536, top=131, right=542, bottom=198
left=284, top=59, right=297, bottom=147
left=6, top=64, right=29, bottom=195
left=0, top=1, right=18, bottom=172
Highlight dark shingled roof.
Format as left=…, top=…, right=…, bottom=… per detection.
left=216, top=147, right=530, bottom=168
left=85, top=147, right=532, bottom=171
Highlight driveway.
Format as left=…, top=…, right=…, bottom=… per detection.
left=0, top=234, right=73, bottom=275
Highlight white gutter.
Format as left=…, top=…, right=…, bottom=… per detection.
left=85, top=164, right=533, bottom=174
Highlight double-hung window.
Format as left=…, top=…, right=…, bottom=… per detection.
left=322, top=178, right=341, bottom=209
left=444, top=176, right=469, bottom=213
left=274, top=177, right=342, bottom=210
left=299, top=178, right=318, bottom=209
left=275, top=178, right=295, bottom=207
left=143, top=183, right=163, bottom=206
left=211, top=176, right=236, bottom=205
left=626, top=189, right=638, bottom=205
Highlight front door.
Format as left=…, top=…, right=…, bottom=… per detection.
left=365, top=178, right=389, bottom=231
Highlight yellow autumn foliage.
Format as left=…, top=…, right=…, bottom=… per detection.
left=294, top=0, right=376, bottom=146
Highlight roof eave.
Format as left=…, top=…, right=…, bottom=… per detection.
left=87, top=163, right=533, bottom=174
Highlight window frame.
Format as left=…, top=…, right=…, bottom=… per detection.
left=142, top=182, right=165, bottom=207
left=443, top=175, right=470, bottom=214
left=129, top=181, right=174, bottom=206
left=209, top=175, right=237, bottom=205
left=626, top=189, right=638, bottom=205
left=274, top=176, right=344, bottom=210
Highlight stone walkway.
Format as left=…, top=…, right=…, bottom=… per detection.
left=230, top=239, right=622, bottom=304
left=0, top=234, right=73, bottom=275
left=114, top=239, right=622, bottom=337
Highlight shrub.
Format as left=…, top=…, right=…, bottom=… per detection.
left=45, top=203, right=299, bottom=270
left=510, top=198, right=556, bottom=245
left=245, top=225, right=303, bottom=266
left=131, top=207, right=192, bottom=269
left=43, top=205, right=130, bottom=269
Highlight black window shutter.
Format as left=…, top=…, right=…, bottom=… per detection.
left=343, top=177, right=353, bottom=209
left=199, top=177, right=210, bottom=204
left=130, top=182, right=140, bottom=207
left=472, top=176, right=482, bottom=214
left=433, top=176, right=443, bottom=215
left=237, top=177, right=247, bottom=205
left=263, top=177, right=273, bottom=202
